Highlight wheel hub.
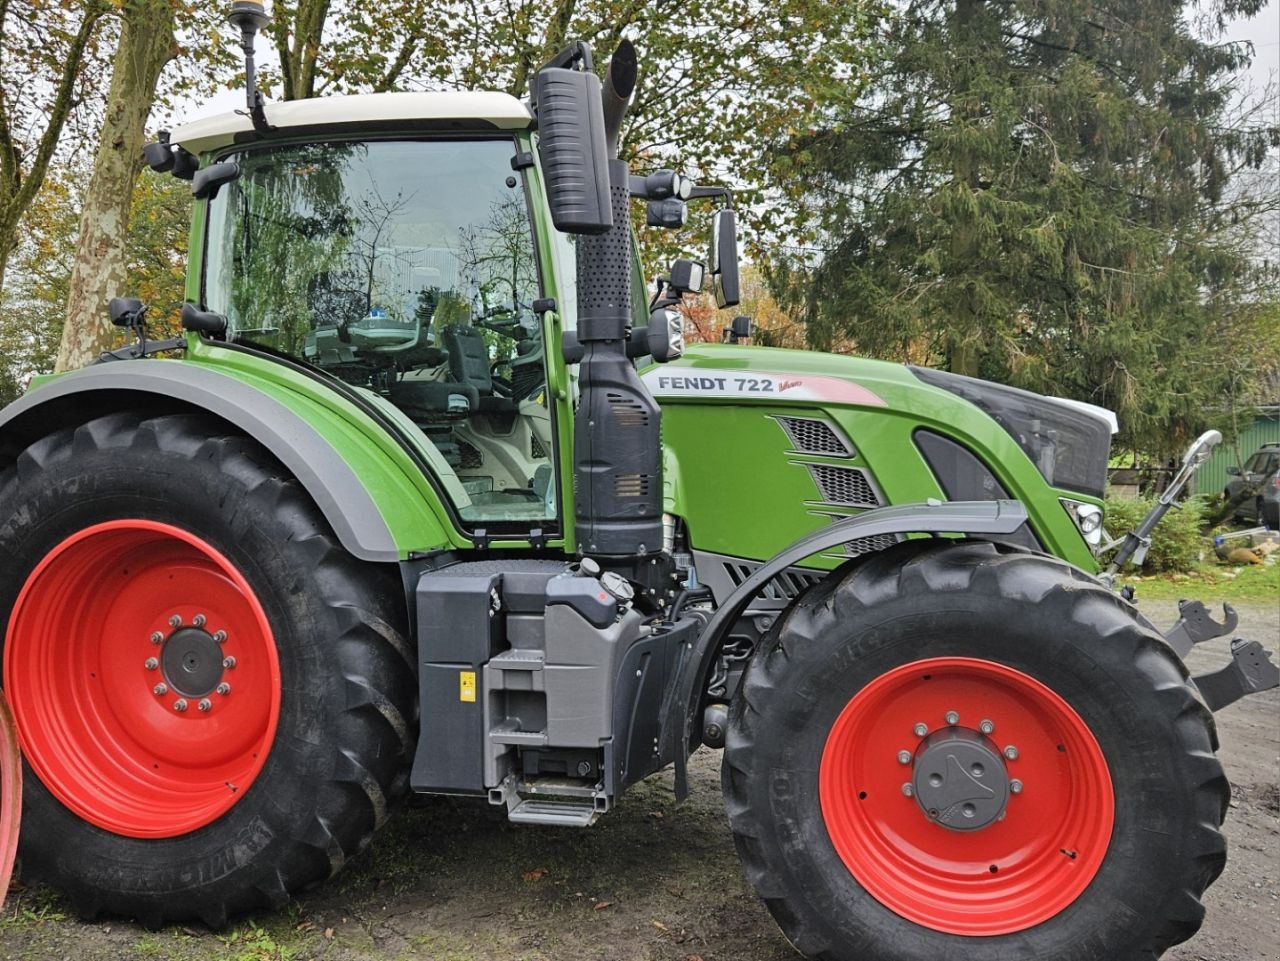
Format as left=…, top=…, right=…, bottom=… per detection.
left=160, top=627, right=225, bottom=697
left=911, top=727, right=1009, bottom=831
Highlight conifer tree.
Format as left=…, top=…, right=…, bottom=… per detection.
left=774, top=0, right=1279, bottom=455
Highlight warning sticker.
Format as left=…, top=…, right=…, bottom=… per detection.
left=459, top=670, right=477, bottom=703
left=642, top=370, right=886, bottom=407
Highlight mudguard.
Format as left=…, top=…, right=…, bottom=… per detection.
left=0, top=360, right=462, bottom=562
left=664, top=499, right=1031, bottom=797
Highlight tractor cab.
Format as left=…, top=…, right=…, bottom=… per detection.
left=180, top=101, right=571, bottom=525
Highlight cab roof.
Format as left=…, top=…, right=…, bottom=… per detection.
left=170, top=91, right=534, bottom=155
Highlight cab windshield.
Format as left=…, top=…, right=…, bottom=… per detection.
left=204, top=138, right=557, bottom=526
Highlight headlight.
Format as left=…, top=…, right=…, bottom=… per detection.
left=1062, top=498, right=1105, bottom=550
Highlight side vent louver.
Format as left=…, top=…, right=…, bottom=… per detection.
left=843, top=533, right=902, bottom=556
left=775, top=416, right=854, bottom=457
left=721, top=561, right=825, bottom=601
left=806, top=464, right=880, bottom=508
left=614, top=473, right=650, bottom=497
left=607, top=391, right=649, bottom=427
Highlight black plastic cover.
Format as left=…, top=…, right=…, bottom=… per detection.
left=915, top=430, right=1041, bottom=550
left=411, top=571, right=504, bottom=795
left=911, top=367, right=1111, bottom=498
left=531, top=67, right=613, bottom=235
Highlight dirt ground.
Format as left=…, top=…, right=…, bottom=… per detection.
left=0, top=598, right=1275, bottom=961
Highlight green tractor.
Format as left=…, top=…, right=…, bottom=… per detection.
left=0, top=9, right=1274, bottom=960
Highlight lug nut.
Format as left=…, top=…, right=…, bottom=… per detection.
left=979, top=719, right=995, bottom=735
left=144, top=657, right=158, bottom=671
left=1010, top=779, right=1023, bottom=795
left=193, top=614, right=206, bottom=627
left=897, top=750, right=912, bottom=765
left=169, top=615, right=182, bottom=628
left=1004, top=745, right=1019, bottom=761
left=213, top=630, right=227, bottom=644
left=945, top=710, right=959, bottom=726
left=197, top=698, right=212, bottom=712
left=173, top=699, right=188, bottom=712
left=222, top=656, right=237, bottom=669
left=216, top=682, right=231, bottom=695
left=153, top=683, right=168, bottom=696
left=901, top=783, right=914, bottom=797
left=913, top=722, right=928, bottom=737
left=150, top=631, right=164, bottom=644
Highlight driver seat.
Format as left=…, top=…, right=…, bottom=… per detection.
left=442, top=325, right=516, bottom=414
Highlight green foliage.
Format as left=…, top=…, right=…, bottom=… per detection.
left=0, top=169, right=190, bottom=402
left=262, top=0, right=882, bottom=259
left=1103, top=495, right=1208, bottom=573
left=773, top=0, right=1280, bottom=459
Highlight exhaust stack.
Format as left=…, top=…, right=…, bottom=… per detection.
left=569, top=42, right=664, bottom=557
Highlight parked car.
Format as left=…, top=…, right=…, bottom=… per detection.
left=1225, top=442, right=1280, bottom=529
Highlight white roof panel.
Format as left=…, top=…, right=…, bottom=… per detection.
left=171, top=91, right=533, bottom=154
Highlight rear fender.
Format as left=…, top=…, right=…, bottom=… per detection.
left=0, top=361, right=464, bottom=562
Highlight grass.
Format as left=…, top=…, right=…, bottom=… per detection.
left=1119, top=559, right=1279, bottom=603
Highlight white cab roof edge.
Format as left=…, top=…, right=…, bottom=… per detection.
left=171, top=91, right=533, bottom=155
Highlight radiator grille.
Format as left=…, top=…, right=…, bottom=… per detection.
left=530, top=433, right=547, bottom=459
left=807, top=464, right=880, bottom=508
left=776, top=416, right=853, bottom=457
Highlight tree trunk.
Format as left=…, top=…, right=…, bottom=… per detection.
left=55, top=0, right=176, bottom=372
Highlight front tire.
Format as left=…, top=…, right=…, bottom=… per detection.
left=723, top=540, right=1228, bottom=961
left=0, top=412, right=416, bottom=926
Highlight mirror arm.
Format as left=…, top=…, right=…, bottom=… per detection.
left=688, top=185, right=734, bottom=207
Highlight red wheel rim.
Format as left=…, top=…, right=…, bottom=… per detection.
left=819, top=657, right=1114, bottom=936
left=4, top=520, right=281, bottom=838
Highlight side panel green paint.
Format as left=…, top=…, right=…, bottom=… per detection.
left=184, top=338, right=470, bottom=554
left=655, top=344, right=1098, bottom=572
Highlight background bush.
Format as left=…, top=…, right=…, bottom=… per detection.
left=1102, top=495, right=1207, bottom=573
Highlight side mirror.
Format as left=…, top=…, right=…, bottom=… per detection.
left=1226, top=465, right=1240, bottom=476
left=531, top=57, right=613, bottom=235
left=647, top=307, right=685, bottom=363
left=192, top=161, right=241, bottom=200
left=709, top=209, right=740, bottom=308
left=109, top=297, right=147, bottom=328
left=722, top=314, right=751, bottom=344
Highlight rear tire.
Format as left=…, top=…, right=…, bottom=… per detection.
left=723, top=540, right=1228, bottom=961
left=0, top=413, right=416, bottom=926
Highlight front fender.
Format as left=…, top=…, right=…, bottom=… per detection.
left=663, top=499, right=1030, bottom=797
